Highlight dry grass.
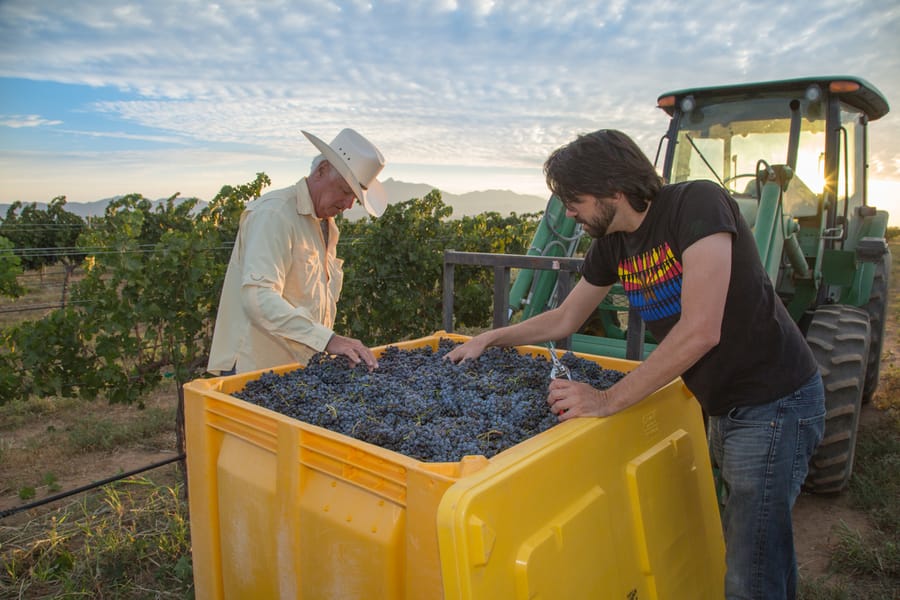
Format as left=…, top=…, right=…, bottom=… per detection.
left=1, top=473, right=192, bottom=599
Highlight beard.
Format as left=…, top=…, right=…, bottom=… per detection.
left=580, top=199, right=616, bottom=238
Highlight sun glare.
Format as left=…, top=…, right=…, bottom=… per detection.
left=869, top=179, right=900, bottom=228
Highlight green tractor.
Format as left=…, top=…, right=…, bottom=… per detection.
left=511, top=77, right=891, bottom=493
left=655, top=76, right=891, bottom=494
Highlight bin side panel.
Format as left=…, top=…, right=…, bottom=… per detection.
left=437, top=384, right=726, bottom=599
left=185, top=386, right=226, bottom=600
left=513, top=485, right=622, bottom=598
left=437, top=420, right=645, bottom=599
left=296, top=465, right=406, bottom=598
left=217, top=436, right=279, bottom=598
left=625, top=429, right=725, bottom=600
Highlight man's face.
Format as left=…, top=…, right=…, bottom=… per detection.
left=564, top=194, right=617, bottom=238
left=312, top=162, right=358, bottom=218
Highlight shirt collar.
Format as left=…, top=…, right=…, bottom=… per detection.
left=295, top=178, right=317, bottom=216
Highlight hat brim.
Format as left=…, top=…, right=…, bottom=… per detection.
left=302, top=130, right=386, bottom=218
left=363, top=178, right=387, bottom=218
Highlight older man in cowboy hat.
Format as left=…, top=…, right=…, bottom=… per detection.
left=207, top=128, right=388, bottom=375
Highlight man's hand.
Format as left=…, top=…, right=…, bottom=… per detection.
left=325, top=334, right=378, bottom=369
left=444, top=335, right=490, bottom=364
left=546, top=379, right=614, bottom=421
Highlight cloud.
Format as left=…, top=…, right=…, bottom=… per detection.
left=56, top=128, right=193, bottom=144
left=0, top=114, right=62, bottom=128
left=0, top=0, right=898, bottom=202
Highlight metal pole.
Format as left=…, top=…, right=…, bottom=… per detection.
left=493, top=266, right=510, bottom=329
left=442, top=258, right=455, bottom=332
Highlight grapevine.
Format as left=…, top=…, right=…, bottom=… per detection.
left=235, top=339, right=625, bottom=462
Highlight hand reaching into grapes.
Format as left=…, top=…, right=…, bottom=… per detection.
left=443, top=335, right=490, bottom=364
left=325, top=334, right=378, bottom=369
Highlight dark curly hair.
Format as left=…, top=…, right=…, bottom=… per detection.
left=544, top=129, right=663, bottom=213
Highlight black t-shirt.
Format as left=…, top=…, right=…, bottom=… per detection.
left=581, top=180, right=818, bottom=415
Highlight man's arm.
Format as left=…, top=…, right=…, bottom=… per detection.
left=445, top=277, right=612, bottom=362
left=548, top=232, right=732, bottom=419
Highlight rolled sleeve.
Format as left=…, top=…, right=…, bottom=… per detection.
left=241, top=284, right=334, bottom=351
left=238, top=203, right=335, bottom=354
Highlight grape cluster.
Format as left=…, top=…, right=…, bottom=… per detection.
left=234, top=339, right=625, bottom=463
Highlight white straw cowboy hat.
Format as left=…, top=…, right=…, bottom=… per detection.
left=302, top=128, right=388, bottom=217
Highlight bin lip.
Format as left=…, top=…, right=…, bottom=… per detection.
left=192, top=331, right=650, bottom=386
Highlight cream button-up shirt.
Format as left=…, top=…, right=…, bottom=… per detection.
left=207, top=179, right=343, bottom=374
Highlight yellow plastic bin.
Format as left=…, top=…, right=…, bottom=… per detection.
left=184, top=332, right=725, bottom=599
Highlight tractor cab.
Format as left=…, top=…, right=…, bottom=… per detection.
left=655, top=77, right=890, bottom=318
left=657, top=77, right=888, bottom=218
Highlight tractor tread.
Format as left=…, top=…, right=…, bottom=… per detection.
left=804, top=304, right=870, bottom=494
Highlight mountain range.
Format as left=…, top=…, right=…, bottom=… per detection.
left=0, top=178, right=551, bottom=221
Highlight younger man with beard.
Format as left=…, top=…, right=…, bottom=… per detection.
left=445, top=129, right=825, bottom=600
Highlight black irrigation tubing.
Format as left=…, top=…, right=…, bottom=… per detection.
left=0, top=453, right=186, bottom=520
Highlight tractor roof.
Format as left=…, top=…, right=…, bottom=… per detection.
left=657, top=76, right=890, bottom=121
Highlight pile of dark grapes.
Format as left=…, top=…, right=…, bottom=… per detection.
left=234, top=339, right=625, bottom=462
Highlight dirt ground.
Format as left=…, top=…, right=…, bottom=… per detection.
left=0, top=387, right=182, bottom=523
left=1, top=302, right=898, bottom=582
left=792, top=400, right=890, bottom=578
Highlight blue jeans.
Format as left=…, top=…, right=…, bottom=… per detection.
left=708, top=372, right=825, bottom=600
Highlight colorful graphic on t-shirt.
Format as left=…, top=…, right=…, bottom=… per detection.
left=618, top=242, right=683, bottom=322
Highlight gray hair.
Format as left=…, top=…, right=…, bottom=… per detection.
left=310, top=154, right=327, bottom=173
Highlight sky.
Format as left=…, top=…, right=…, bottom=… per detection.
left=1, top=0, right=899, bottom=224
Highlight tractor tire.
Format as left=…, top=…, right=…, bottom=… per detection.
left=862, top=251, right=891, bottom=404
left=804, top=304, right=870, bottom=494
